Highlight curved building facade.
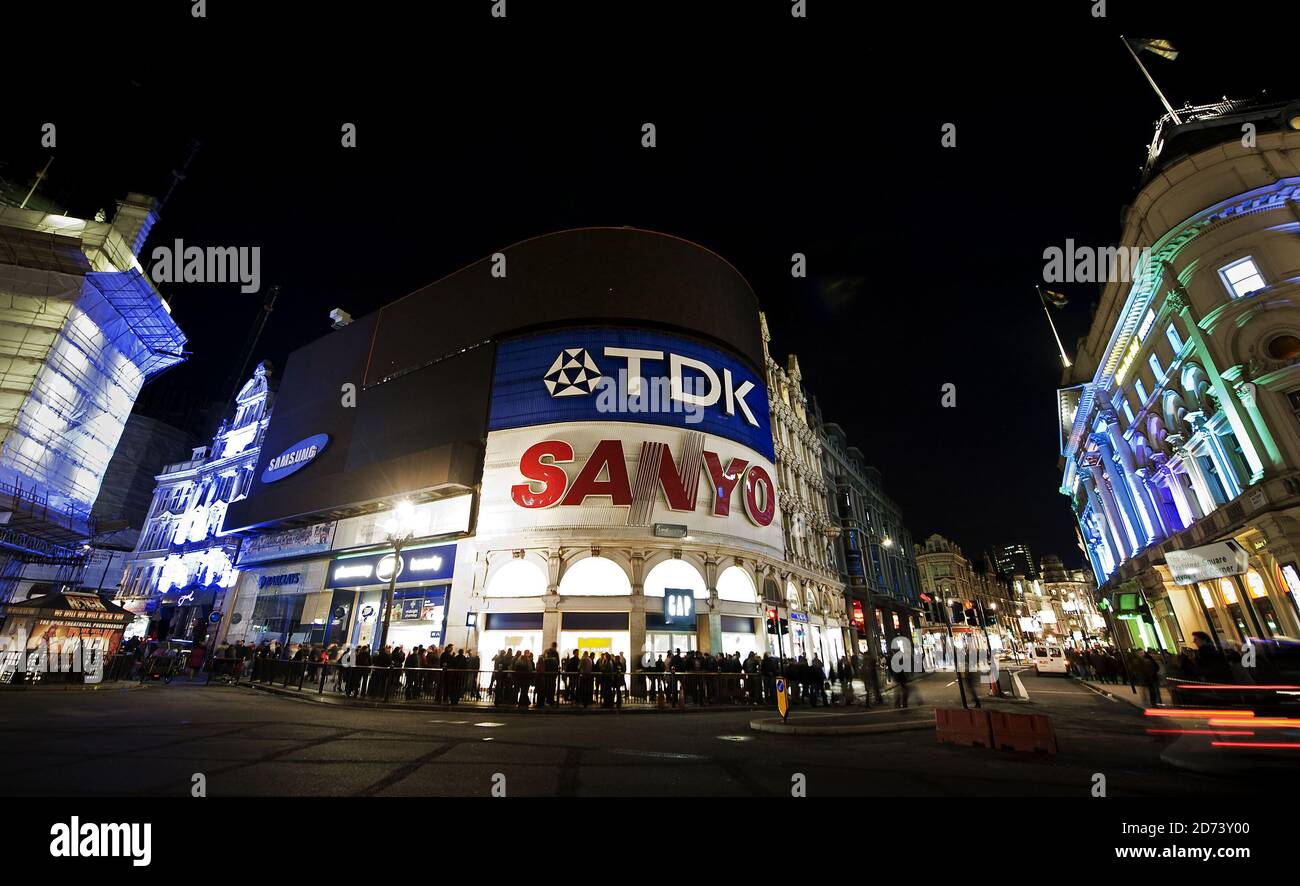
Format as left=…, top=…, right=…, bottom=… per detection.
left=1058, top=99, right=1300, bottom=651
left=220, top=229, right=844, bottom=666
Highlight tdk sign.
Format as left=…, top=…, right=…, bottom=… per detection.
left=261, top=434, right=329, bottom=484
left=490, top=329, right=773, bottom=460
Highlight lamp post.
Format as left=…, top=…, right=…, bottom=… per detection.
left=375, top=501, right=418, bottom=652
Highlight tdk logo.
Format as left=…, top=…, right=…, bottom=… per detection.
left=545, top=345, right=758, bottom=427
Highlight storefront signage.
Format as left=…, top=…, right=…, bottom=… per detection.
left=663, top=589, right=694, bottom=624
left=238, top=522, right=336, bottom=565
left=789, top=611, right=809, bottom=623
left=261, top=433, right=329, bottom=484
left=510, top=436, right=775, bottom=527
left=851, top=600, right=866, bottom=634
left=1165, top=540, right=1250, bottom=585
left=326, top=543, right=457, bottom=589
left=489, top=329, right=774, bottom=460
left=258, top=572, right=301, bottom=590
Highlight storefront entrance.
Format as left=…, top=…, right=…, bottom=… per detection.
left=559, top=612, right=630, bottom=662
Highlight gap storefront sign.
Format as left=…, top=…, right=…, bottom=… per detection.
left=326, top=543, right=457, bottom=589
left=488, top=328, right=774, bottom=461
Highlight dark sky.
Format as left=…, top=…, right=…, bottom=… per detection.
left=4, top=1, right=1293, bottom=570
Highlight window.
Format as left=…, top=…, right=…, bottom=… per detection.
left=1134, top=378, right=1148, bottom=405
left=1122, top=400, right=1135, bottom=426
left=1147, top=353, right=1163, bottom=380
left=1288, top=390, right=1300, bottom=424
left=1219, top=257, right=1265, bottom=299
left=1166, top=323, right=1184, bottom=353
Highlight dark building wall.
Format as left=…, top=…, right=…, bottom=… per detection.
left=92, top=414, right=195, bottom=529
left=223, top=228, right=764, bottom=532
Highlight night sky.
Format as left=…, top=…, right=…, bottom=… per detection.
left=3, top=1, right=1292, bottom=570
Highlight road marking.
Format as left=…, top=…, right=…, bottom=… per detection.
left=474, top=722, right=506, bottom=728
left=608, top=748, right=707, bottom=760
left=717, top=735, right=753, bottom=742
left=1076, top=682, right=1121, bottom=703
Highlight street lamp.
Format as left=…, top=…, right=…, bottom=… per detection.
left=375, top=500, right=418, bottom=651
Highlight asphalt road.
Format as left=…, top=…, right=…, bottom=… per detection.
left=0, top=670, right=1279, bottom=797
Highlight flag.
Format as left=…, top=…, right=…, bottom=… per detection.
left=1041, top=288, right=1069, bottom=309
left=1127, top=38, right=1178, bottom=61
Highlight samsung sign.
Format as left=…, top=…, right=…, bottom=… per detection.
left=488, top=329, right=773, bottom=460
left=326, top=543, right=457, bottom=589
left=261, top=433, right=329, bottom=484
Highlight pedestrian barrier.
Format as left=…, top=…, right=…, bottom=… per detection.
left=988, top=710, right=1058, bottom=754
left=934, top=707, right=994, bottom=748
left=203, top=656, right=896, bottom=712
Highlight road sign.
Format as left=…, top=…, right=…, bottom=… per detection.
left=775, top=676, right=789, bottom=721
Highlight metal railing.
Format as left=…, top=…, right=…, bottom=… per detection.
left=216, top=658, right=874, bottom=710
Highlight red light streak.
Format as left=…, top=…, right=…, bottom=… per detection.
left=1211, top=741, right=1300, bottom=749
left=1144, top=709, right=1255, bottom=719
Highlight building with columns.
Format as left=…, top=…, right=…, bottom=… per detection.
left=1058, top=96, right=1300, bottom=652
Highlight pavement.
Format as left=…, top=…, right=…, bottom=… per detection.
left=2, top=666, right=1291, bottom=796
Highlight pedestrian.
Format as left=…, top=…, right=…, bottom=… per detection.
left=1139, top=649, right=1163, bottom=707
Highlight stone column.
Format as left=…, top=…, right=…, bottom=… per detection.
left=1086, top=454, right=1133, bottom=560
left=1100, top=409, right=1167, bottom=542
left=1165, top=281, right=1267, bottom=482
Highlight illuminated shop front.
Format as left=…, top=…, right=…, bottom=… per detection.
left=218, top=230, right=853, bottom=669
left=455, top=323, right=784, bottom=666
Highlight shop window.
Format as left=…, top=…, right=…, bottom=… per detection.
left=1218, top=257, right=1265, bottom=299
left=484, top=558, right=547, bottom=598
left=716, top=565, right=757, bottom=603
left=557, top=556, right=631, bottom=597
left=644, top=558, right=707, bottom=600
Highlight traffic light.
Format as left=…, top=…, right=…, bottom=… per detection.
left=766, top=607, right=778, bottom=634
left=964, top=602, right=979, bottom=627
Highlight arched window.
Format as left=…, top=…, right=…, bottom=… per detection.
left=716, top=566, right=757, bottom=603
left=644, top=558, right=707, bottom=600
left=786, top=581, right=802, bottom=609
left=558, top=556, right=631, bottom=597
left=485, top=558, right=547, bottom=598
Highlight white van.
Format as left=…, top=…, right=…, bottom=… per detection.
left=1030, top=644, right=1068, bottom=676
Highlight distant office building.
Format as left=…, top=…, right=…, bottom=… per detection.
left=994, top=543, right=1037, bottom=580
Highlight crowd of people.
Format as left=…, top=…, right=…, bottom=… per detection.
left=1064, top=631, right=1263, bottom=707
left=202, top=638, right=904, bottom=710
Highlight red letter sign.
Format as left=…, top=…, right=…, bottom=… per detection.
left=742, top=464, right=775, bottom=527
left=562, top=439, right=633, bottom=506
left=703, top=451, right=748, bottom=517
left=512, top=440, right=573, bottom=508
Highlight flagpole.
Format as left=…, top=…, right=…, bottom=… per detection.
left=1037, top=286, right=1072, bottom=369
left=1121, top=35, right=1182, bottom=125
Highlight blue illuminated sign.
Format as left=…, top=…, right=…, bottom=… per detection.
left=261, top=434, right=329, bottom=484
left=489, top=329, right=774, bottom=460
left=326, top=543, right=457, bottom=589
